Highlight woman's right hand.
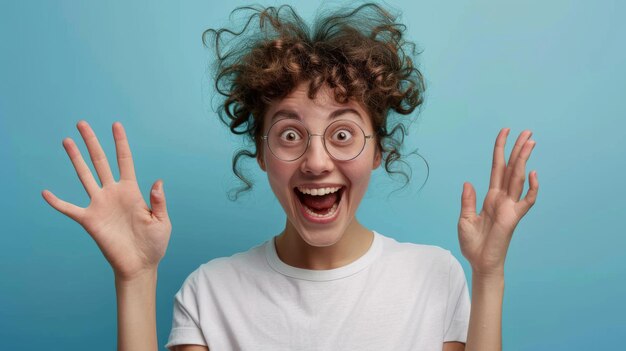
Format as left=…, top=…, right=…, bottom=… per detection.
left=42, top=121, right=172, bottom=282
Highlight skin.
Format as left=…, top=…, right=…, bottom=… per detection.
left=42, top=93, right=537, bottom=351
left=257, top=82, right=381, bottom=270
left=460, top=128, right=538, bottom=351
left=42, top=121, right=171, bottom=351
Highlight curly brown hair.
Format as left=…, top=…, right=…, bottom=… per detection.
left=203, top=3, right=426, bottom=199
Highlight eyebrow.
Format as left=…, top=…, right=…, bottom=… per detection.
left=270, top=108, right=364, bottom=123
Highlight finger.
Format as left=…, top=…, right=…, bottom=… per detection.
left=460, top=182, right=477, bottom=219
left=515, top=170, right=539, bottom=216
left=508, top=139, right=536, bottom=201
left=149, top=180, right=169, bottom=222
left=41, top=189, right=86, bottom=223
left=489, top=128, right=510, bottom=190
left=112, top=122, right=137, bottom=181
left=62, top=137, right=100, bottom=197
left=502, top=130, right=532, bottom=190
left=76, top=120, right=116, bottom=186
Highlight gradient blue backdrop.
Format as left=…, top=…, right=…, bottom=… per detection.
left=1, top=0, right=624, bottom=350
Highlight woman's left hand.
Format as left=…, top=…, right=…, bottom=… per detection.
left=458, top=128, right=539, bottom=276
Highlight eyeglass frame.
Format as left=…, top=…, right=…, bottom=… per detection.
left=261, top=118, right=375, bottom=162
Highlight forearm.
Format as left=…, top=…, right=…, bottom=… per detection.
left=115, top=269, right=159, bottom=351
left=465, top=272, right=505, bottom=351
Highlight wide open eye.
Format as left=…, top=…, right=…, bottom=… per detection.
left=333, top=129, right=353, bottom=142
left=329, top=126, right=355, bottom=145
left=279, top=128, right=303, bottom=143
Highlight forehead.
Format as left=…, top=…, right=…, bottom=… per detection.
left=264, top=83, right=371, bottom=126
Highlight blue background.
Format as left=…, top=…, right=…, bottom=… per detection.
left=1, top=0, right=624, bottom=350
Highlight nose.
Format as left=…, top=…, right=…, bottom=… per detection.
left=300, top=134, right=334, bottom=175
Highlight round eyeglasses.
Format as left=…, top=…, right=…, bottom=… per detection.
left=261, top=119, right=374, bottom=162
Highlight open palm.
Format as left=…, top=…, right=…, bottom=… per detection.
left=458, top=129, right=538, bottom=276
left=42, top=121, right=171, bottom=281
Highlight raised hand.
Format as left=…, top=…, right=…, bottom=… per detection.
left=458, top=128, right=538, bottom=276
left=42, top=121, right=172, bottom=281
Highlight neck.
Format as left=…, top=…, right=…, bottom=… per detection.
left=275, top=218, right=374, bottom=270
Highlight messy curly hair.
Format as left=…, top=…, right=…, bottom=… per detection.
left=203, top=2, right=426, bottom=198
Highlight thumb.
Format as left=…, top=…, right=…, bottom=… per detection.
left=460, top=182, right=476, bottom=219
left=150, top=179, right=169, bottom=221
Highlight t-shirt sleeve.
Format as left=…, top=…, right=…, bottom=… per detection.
left=443, top=252, right=471, bottom=343
left=165, top=269, right=208, bottom=350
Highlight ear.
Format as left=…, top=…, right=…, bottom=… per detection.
left=257, top=153, right=266, bottom=172
left=372, top=148, right=382, bottom=170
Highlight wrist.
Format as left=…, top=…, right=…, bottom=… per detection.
left=472, top=270, right=505, bottom=290
left=471, top=265, right=504, bottom=279
left=114, top=267, right=158, bottom=287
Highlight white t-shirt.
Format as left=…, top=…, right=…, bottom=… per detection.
left=166, top=231, right=470, bottom=350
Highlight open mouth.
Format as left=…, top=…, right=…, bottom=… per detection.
left=294, top=186, right=345, bottom=220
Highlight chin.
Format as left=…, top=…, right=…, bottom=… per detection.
left=297, top=227, right=345, bottom=248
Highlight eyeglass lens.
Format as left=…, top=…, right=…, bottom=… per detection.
left=266, top=119, right=367, bottom=161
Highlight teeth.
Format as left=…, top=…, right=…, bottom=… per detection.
left=297, top=186, right=341, bottom=196
left=303, top=202, right=339, bottom=218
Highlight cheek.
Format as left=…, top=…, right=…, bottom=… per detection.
left=265, top=158, right=295, bottom=195
left=346, top=148, right=378, bottom=190
left=343, top=161, right=374, bottom=191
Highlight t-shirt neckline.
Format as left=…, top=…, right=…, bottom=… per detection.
left=265, top=231, right=383, bottom=281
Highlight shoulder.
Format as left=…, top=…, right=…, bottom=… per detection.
left=377, top=232, right=455, bottom=263
left=199, top=241, right=267, bottom=275
left=375, top=232, right=463, bottom=277
left=176, top=240, right=269, bottom=294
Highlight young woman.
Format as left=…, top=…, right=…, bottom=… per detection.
left=42, top=4, right=538, bottom=351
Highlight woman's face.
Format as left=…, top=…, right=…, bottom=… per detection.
left=258, top=82, right=381, bottom=247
